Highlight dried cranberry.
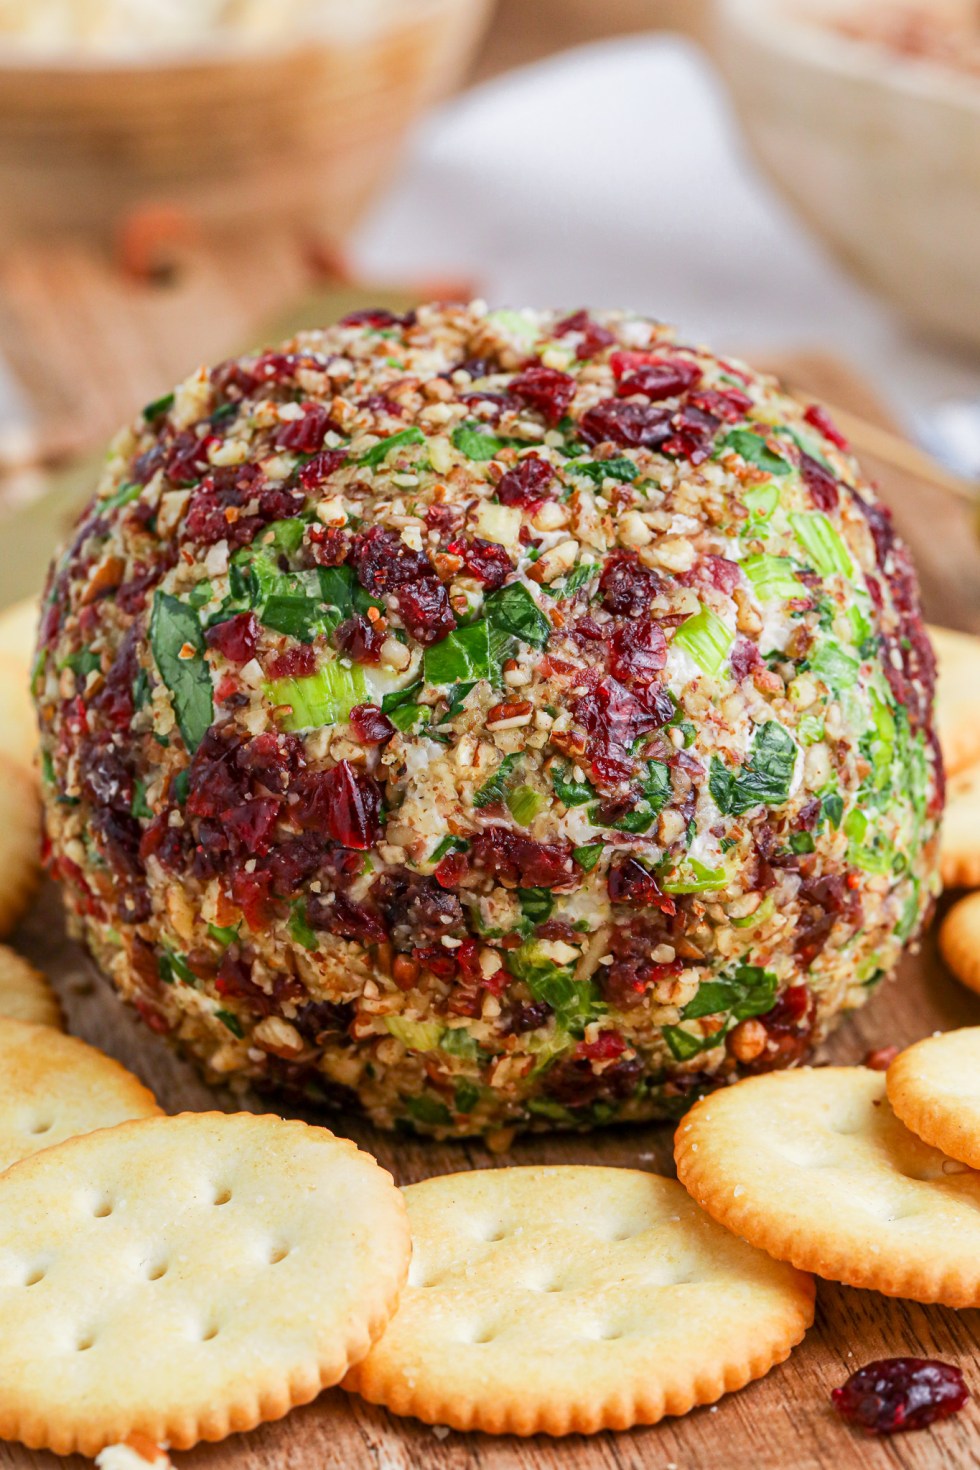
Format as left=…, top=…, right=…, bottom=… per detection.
left=832, top=1359, right=968, bottom=1435
left=698, top=555, right=741, bottom=595
left=496, top=455, right=556, bottom=509
left=689, top=386, right=752, bottom=422
left=730, top=636, right=762, bottom=681
left=350, top=703, right=395, bottom=745
left=397, top=577, right=456, bottom=644
left=468, top=827, right=573, bottom=889
left=373, top=870, right=465, bottom=942
left=743, top=984, right=815, bottom=1072
left=575, top=675, right=668, bottom=784
left=221, top=797, right=281, bottom=854
left=599, top=552, right=661, bottom=617
left=804, top=401, right=849, bottom=451
left=308, top=892, right=387, bottom=945
left=864, top=1045, right=900, bottom=1071
left=297, top=450, right=348, bottom=493
left=425, top=502, right=464, bottom=534
left=352, top=526, right=431, bottom=595
left=341, top=307, right=404, bottom=328
left=616, top=357, right=702, bottom=402
left=183, top=464, right=266, bottom=550
left=317, top=760, right=383, bottom=849
left=509, top=366, right=575, bottom=426
left=447, top=537, right=512, bottom=590
left=546, top=1052, right=642, bottom=1108
left=609, top=618, right=667, bottom=685
left=800, top=452, right=840, bottom=512
left=576, top=1030, right=626, bottom=1062
left=554, top=310, right=615, bottom=358
left=276, top=403, right=331, bottom=454
left=334, top=615, right=385, bottom=664
left=502, top=1001, right=553, bottom=1035
left=579, top=399, right=672, bottom=450
left=607, top=856, right=675, bottom=912
left=308, top=524, right=350, bottom=565
left=166, top=431, right=215, bottom=487
left=206, top=612, right=260, bottom=664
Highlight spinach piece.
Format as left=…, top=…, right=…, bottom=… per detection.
left=484, top=582, right=550, bottom=650
left=444, top=681, right=476, bottom=719
left=358, top=426, right=425, bottom=468
left=452, top=423, right=512, bottom=461
left=423, top=619, right=493, bottom=685
left=143, top=392, right=175, bottom=421
left=130, top=780, right=153, bottom=821
left=556, top=561, right=599, bottom=599
left=682, top=966, right=778, bottom=1022
left=810, top=640, right=859, bottom=692
left=381, top=680, right=427, bottom=734
left=64, top=649, right=102, bottom=681
left=472, top=752, right=522, bottom=809
left=518, top=888, right=554, bottom=927
left=431, top=835, right=469, bottom=863
left=718, top=428, right=791, bottom=477
left=591, top=761, right=670, bottom=834
left=572, top=844, right=603, bottom=872
left=454, top=1081, right=480, bottom=1114
left=149, top=592, right=214, bottom=753
left=507, top=943, right=602, bottom=1036
left=709, top=722, right=797, bottom=816
left=440, top=1027, right=479, bottom=1060
left=662, top=1025, right=725, bottom=1062
left=101, top=480, right=143, bottom=514
left=404, top=1094, right=452, bottom=1128
left=288, top=900, right=319, bottom=952
left=158, top=948, right=197, bottom=987
left=551, top=763, right=595, bottom=807
left=570, top=458, right=637, bottom=485
left=215, top=1009, right=244, bottom=1039
left=820, top=791, right=844, bottom=829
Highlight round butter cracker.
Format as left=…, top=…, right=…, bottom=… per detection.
left=343, top=1165, right=813, bottom=1436
left=939, top=890, right=980, bottom=993
left=0, top=754, right=40, bottom=936
left=940, top=762, right=980, bottom=889
left=0, top=1111, right=410, bottom=1456
left=676, top=1067, right=980, bottom=1307
left=0, top=1018, right=158, bottom=1174
left=929, top=624, right=980, bottom=777
left=887, top=1028, right=980, bottom=1171
left=0, top=946, right=60, bottom=1028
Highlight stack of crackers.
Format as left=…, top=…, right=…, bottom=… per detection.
left=0, top=604, right=977, bottom=1457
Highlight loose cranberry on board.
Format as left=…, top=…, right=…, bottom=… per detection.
left=832, top=1358, right=969, bottom=1435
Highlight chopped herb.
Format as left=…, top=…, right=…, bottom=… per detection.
left=556, top=561, right=599, bottom=598
left=440, top=1027, right=480, bottom=1060
left=130, top=781, right=153, bottom=821
left=507, top=942, right=602, bottom=1036
left=158, top=949, right=197, bottom=987
left=820, top=790, right=844, bottom=829
left=741, top=483, right=779, bottom=519
left=101, top=481, right=143, bottom=514
left=170, top=769, right=190, bottom=805
left=431, top=835, right=469, bottom=863
left=63, top=648, right=102, bottom=681
left=573, top=844, right=603, bottom=872
left=454, top=1080, right=480, bottom=1114
left=288, top=900, right=319, bottom=952
left=810, top=640, right=859, bottom=691
left=673, top=606, right=734, bottom=676
left=142, top=391, right=175, bottom=421
left=551, top=763, right=595, bottom=807
left=681, top=964, right=778, bottom=1023
left=444, top=681, right=476, bottom=720
left=484, top=582, right=551, bottom=650
left=215, top=1009, right=244, bottom=1038
left=452, top=423, right=512, bottom=461
left=404, top=1094, right=452, bottom=1128
left=709, top=721, right=797, bottom=816
left=662, top=1025, right=725, bottom=1061
left=592, top=760, right=671, bottom=834
left=719, top=428, right=791, bottom=477
left=660, top=858, right=727, bottom=894
left=207, top=922, right=239, bottom=947
left=149, top=592, right=214, bottom=753
left=358, top=426, right=425, bottom=467
left=473, top=752, right=522, bottom=809
left=788, top=831, right=816, bottom=854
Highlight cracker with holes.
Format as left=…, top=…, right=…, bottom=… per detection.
left=0, top=753, right=40, bottom=936
left=342, top=1165, right=813, bottom=1436
left=0, top=1111, right=410, bottom=1455
left=0, top=1018, right=158, bottom=1174
left=0, top=947, right=61, bottom=1029
left=939, top=891, right=980, bottom=993
left=929, top=624, right=980, bottom=777
left=887, top=1028, right=980, bottom=1171
left=675, top=1067, right=980, bottom=1306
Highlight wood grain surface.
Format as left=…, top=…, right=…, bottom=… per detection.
left=2, top=353, right=980, bottom=1470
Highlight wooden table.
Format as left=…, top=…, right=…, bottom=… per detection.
left=3, top=354, right=980, bottom=1470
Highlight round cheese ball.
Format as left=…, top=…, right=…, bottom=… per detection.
left=36, top=303, right=942, bottom=1136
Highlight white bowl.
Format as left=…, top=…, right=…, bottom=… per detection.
left=714, top=0, right=980, bottom=353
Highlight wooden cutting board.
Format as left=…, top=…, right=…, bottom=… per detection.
left=2, top=352, right=980, bottom=1470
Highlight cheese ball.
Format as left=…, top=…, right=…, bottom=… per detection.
left=35, top=302, right=942, bottom=1136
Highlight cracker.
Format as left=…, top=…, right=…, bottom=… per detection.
left=0, top=946, right=61, bottom=1029
left=0, top=598, right=39, bottom=671
left=941, top=760, right=980, bottom=889
left=929, top=624, right=980, bottom=777
left=0, top=1111, right=410, bottom=1456
left=887, top=1029, right=980, bottom=1171
left=0, top=1018, right=159, bottom=1174
left=675, top=1067, right=980, bottom=1307
left=0, top=754, right=40, bottom=936
left=0, top=652, right=38, bottom=778
left=939, top=889, right=980, bottom=992
left=343, top=1165, right=813, bottom=1436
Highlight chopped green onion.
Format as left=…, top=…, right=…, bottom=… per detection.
left=385, top=1016, right=443, bottom=1052
left=660, top=858, right=728, bottom=894
left=266, top=661, right=367, bottom=732
left=788, top=511, right=853, bottom=577
left=288, top=900, right=319, bottom=952
left=673, top=606, right=734, bottom=676
left=742, top=554, right=806, bottom=601
left=507, top=784, right=545, bottom=826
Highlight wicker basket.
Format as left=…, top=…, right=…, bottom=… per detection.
left=0, top=0, right=492, bottom=251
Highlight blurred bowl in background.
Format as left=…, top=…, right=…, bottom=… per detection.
left=472, top=0, right=709, bottom=80
left=0, top=0, right=491, bottom=253
left=715, top=0, right=980, bottom=354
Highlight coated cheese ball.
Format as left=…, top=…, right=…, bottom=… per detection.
left=35, top=302, right=942, bottom=1135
